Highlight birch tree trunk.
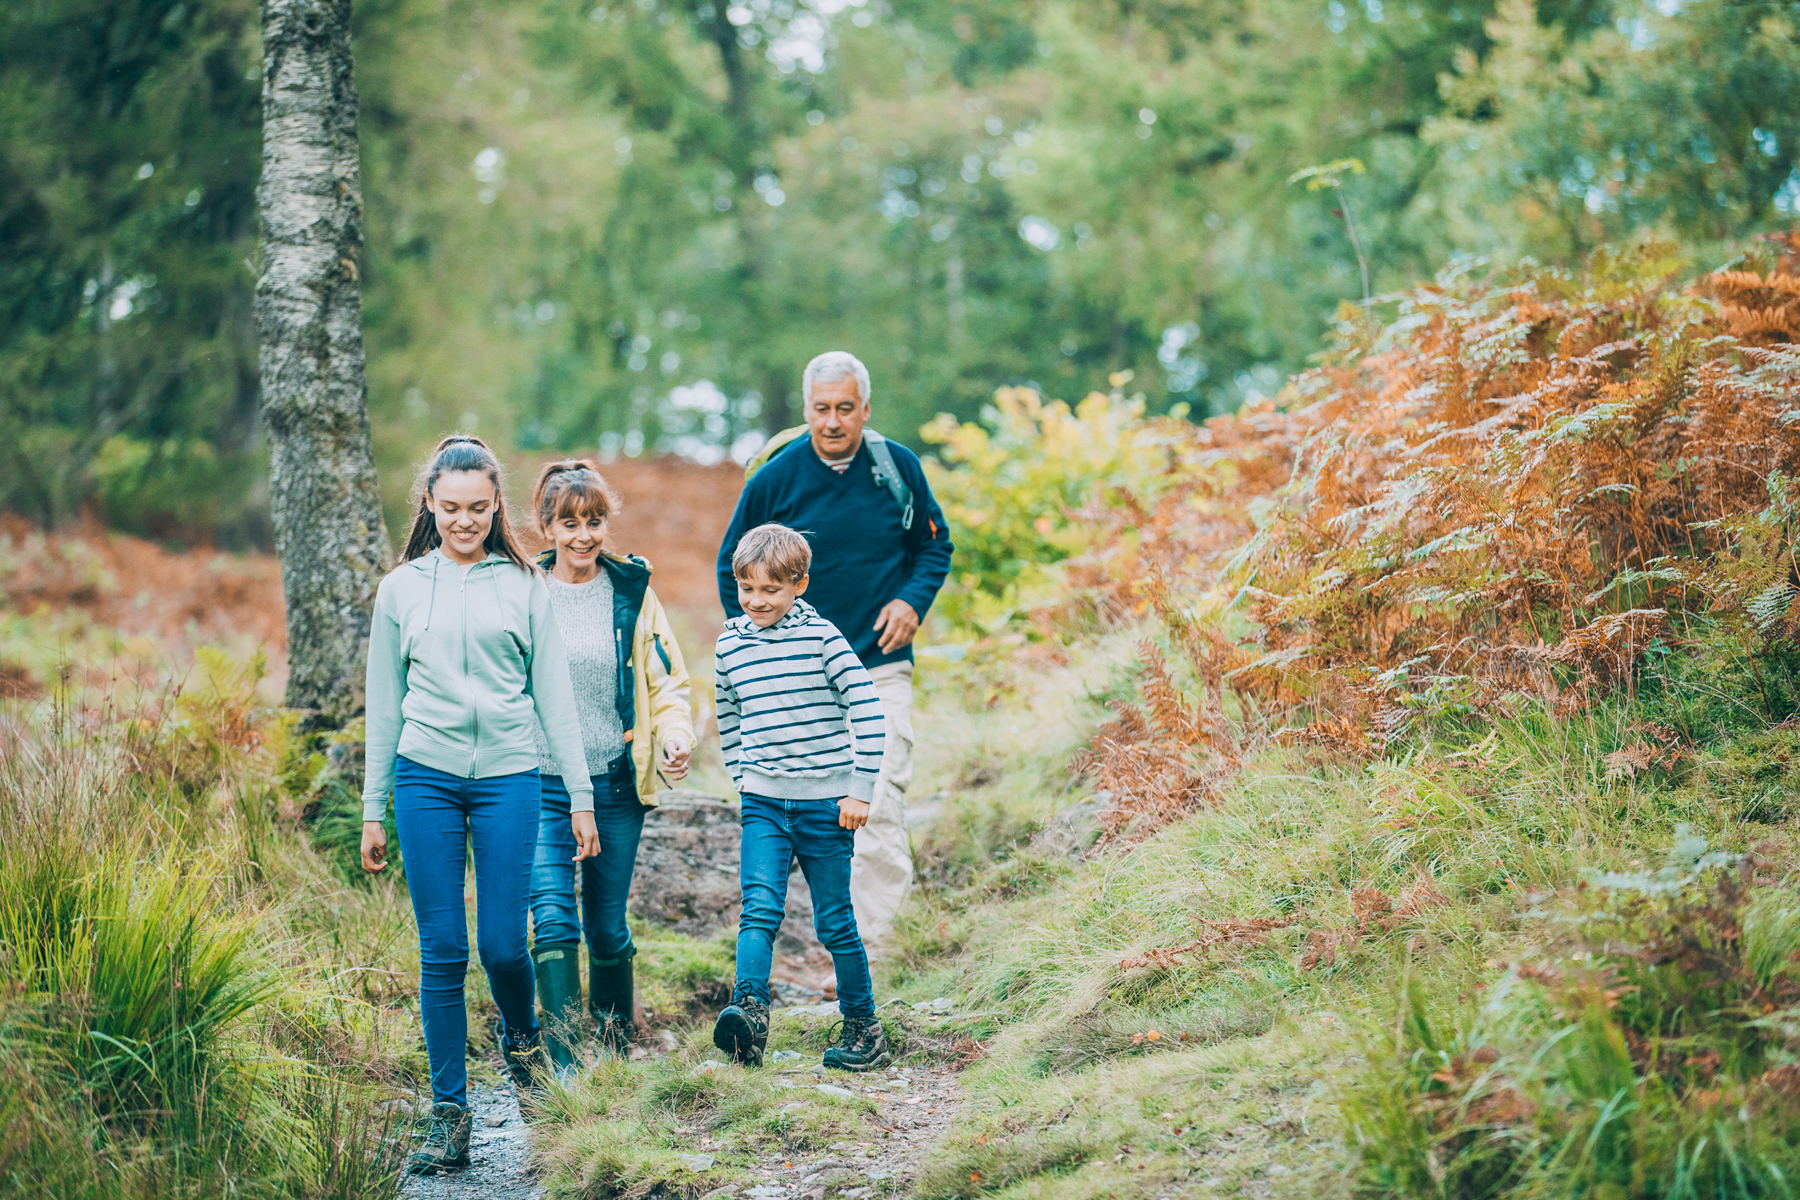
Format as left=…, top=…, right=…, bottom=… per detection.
left=255, top=0, right=388, bottom=723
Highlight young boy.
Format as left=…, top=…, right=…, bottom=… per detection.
left=712, top=523, right=892, bottom=1070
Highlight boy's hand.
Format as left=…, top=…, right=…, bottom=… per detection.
left=572, top=811, right=602, bottom=861
left=361, top=821, right=388, bottom=873
left=838, top=797, right=871, bottom=830
left=660, top=734, right=692, bottom=782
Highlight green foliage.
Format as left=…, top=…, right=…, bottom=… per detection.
left=0, top=0, right=264, bottom=541
left=921, top=385, right=1211, bottom=631
left=1430, top=0, right=1800, bottom=260
left=12, top=0, right=1800, bottom=541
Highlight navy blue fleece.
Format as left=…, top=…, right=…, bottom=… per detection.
left=716, top=438, right=954, bottom=669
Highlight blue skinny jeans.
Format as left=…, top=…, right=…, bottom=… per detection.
left=392, top=756, right=541, bottom=1108
left=531, top=760, right=646, bottom=959
left=735, top=793, right=875, bottom=1019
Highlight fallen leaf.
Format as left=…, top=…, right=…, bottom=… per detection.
left=970, top=1171, right=982, bottom=1182
left=1145, top=1029, right=1162, bottom=1041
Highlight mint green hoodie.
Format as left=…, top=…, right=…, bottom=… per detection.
left=361, top=550, right=594, bottom=820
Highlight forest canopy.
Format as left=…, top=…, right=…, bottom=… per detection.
left=2, top=0, right=1796, bottom=543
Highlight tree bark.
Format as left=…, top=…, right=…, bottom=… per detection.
left=255, top=0, right=388, bottom=723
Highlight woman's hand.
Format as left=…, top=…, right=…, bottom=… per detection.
left=361, top=821, right=389, bottom=873
left=660, top=734, right=692, bottom=782
left=572, top=810, right=602, bottom=861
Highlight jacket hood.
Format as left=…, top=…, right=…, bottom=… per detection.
left=725, top=597, right=819, bottom=641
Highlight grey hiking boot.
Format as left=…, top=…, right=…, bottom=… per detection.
left=496, top=1021, right=549, bottom=1098
left=712, top=985, right=770, bottom=1066
left=407, top=1102, right=471, bottom=1175
left=823, top=1016, right=892, bottom=1072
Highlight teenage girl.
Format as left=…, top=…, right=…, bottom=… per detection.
left=359, top=435, right=598, bottom=1175
left=526, top=460, right=694, bottom=1071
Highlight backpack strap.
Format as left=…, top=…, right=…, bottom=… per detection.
left=744, top=425, right=914, bottom=532
left=862, top=431, right=915, bottom=532
left=743, top=424, right=809, bottom=480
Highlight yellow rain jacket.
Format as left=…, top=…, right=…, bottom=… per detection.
left=535, top=548, right=693, bottom=803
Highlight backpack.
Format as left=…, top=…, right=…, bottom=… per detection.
left=743, top=426, right=915, bottom=532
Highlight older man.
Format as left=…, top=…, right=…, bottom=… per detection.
left=716, top=351, right=954, bottom=942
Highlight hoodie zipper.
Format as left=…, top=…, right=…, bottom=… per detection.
left=463, top=561, right=480, bottom=777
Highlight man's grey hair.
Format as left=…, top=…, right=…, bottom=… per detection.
left=802, top=351, right=871, bottom=407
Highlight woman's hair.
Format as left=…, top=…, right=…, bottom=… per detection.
left=530, top=458, right=622, bottom=534
left=731, top=523, right=812, bottom=584
left=400, top=434, right=533, bottom=570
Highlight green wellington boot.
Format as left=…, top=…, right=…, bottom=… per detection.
left=589, top=947, right=636, bottom=1057
left=532, top=941, right=584, bottom=1076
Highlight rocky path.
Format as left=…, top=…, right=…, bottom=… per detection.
left=400, top=1080, right=542, bottom=1200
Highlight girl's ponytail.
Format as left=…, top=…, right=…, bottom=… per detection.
left=401, top=434, right=534, bottom=570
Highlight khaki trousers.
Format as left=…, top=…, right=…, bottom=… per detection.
left=850, top=660, right=914, bottom=941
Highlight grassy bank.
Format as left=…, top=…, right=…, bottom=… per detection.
left=887, top=622, right=1800, bottom=1198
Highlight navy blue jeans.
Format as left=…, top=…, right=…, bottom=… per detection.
left=531, top=760, right=646, bottom=958
left=392, top=756, right=541, bottom=1108
left=735, top=793, right=875, bottom=1019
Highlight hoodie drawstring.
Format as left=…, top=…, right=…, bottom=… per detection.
left=490, top=564, right=511, bottom=634
left=424, top=555, right=440, bottom=630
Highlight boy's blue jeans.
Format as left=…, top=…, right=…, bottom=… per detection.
left=531, top=760, right=646, bottom=958
left=392, top=756, right=541, bottom=1108
left=735, top=793, right=876, bottom=1019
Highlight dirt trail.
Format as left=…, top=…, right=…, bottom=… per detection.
left=400, top=1080, right=542, bottom=1200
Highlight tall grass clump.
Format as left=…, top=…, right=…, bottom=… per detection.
left=1345, top=836, right=1800, bottom=1199
left=0, top=651, right=410, bottom=1198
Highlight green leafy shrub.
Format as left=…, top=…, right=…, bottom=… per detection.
left=922, top=384, right=1216, bottom=633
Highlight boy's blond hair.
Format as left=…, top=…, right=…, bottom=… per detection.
left=732, top=523, right=812, bottom=585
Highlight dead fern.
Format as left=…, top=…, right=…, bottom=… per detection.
left=1066, top=237, right=1800, bottom=785
left=1118, top=916, right=1297, bottom=972
left=1070, top=639, right=1224, bottom=847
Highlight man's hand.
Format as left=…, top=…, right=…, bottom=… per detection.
left=838, top=797, right=871, bottom=830
left=572, top=811, right=602, bottom=861
left=361, top=821, right=388, bottom=873
left=873, top=598, right=919, bottom=654
left=660, top=734, right=692, bottom=782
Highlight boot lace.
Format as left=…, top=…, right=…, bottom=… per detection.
left=422, top=1110, right=456, bottom=1149
left=826, top=1016, right=874, bottom=1048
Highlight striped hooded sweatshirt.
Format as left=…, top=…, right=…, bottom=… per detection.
left=714, top=598, right=885, bottom=802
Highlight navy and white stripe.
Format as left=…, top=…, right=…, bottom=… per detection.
left=714, top=599, right=885, bottom=802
